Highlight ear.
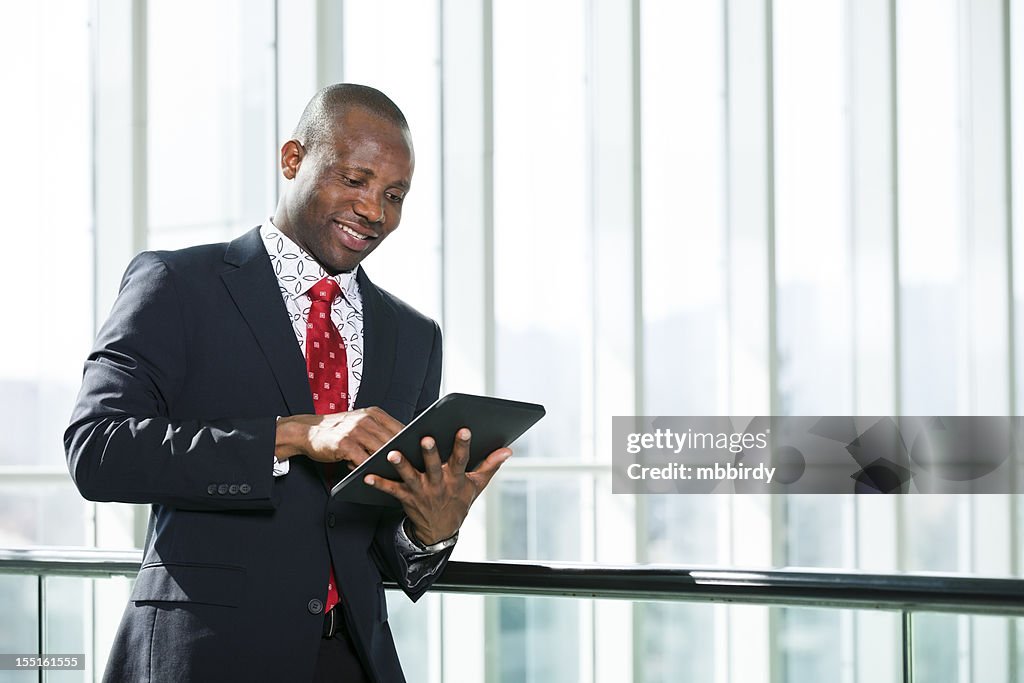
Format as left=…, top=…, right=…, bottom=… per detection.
left=280, top=140, right=305, bottom=180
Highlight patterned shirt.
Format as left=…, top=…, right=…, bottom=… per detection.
left=260, top=222, right=364, bottom=408
left=259, top=222, right=452, bottom=567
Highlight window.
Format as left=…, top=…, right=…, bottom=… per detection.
left=6, top=0, right=1024, bottom=680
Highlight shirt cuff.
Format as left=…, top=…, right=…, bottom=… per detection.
left=272, top=416, right=289, bottom=477
left=394, top=517, right=457, bottom=591
left=396, top=517, right=459, bottom=556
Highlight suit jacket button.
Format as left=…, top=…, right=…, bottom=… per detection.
left=228, top=484, right=239, bottom=495
left=217, top=484, right=228, bottom=495
left=207, top=484, right=217, bottom=495
left=328, top=514, right=336, bottom=528
left=307, top=599, right=324, bottom=614
left=239, top=484, right=251, bottom=494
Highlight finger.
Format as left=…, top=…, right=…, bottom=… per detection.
left=310, top=437, right=364, bottom=466
left=386, top=450, right=422, bottom=486
left=365, top=407, right=406, bottom=437
left=336, top=440, right=372, bottom=467
left=466, top=447, right=512, bottom=486
left=448, top=428, right=472, bottom=475
left=364, top=474, right=409, bottom=503
left=420, top=436, right=443, bottom=483
left=352, top=417, right=401, bottom=455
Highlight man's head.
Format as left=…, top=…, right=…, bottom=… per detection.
left=274, top=84, right=414, bottom=274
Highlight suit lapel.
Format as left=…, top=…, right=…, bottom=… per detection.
left=353, top=267, right=396, bottom=410
left=219, top=234, right=397, bottom=494
left=221, top=227, right=314, bottom=417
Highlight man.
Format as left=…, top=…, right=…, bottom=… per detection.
left=65, top=84, right=509, bottom=682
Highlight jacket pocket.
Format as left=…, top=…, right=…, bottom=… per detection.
left=131, top=562, right=247, bottom=608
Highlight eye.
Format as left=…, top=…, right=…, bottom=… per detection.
left=340, top=175, right=362, bottom=186
left=385, top=192, right=405, bottom=204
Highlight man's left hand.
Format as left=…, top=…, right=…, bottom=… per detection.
left=363, top=428, right=511, bottom=545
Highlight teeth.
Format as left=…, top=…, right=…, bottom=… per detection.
left=339, top=224, right=369, bottom=240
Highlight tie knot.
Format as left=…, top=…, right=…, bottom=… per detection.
left=309, top=277, right=342, bottom=304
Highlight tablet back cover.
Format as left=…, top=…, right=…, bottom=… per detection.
left=331, top=393, right=545, bottom=507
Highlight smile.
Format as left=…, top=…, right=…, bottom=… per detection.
left=336, top=221, right=374, bottom=241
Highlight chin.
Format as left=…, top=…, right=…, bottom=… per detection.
left=327, top=254, right=363, bottom=274
left=307, top=244, right=355, bottom=275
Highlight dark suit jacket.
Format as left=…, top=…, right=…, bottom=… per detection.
left=65, top=226, right=447, bottom=682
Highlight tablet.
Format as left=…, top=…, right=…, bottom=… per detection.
left=330, top=393, right=546, bottom=507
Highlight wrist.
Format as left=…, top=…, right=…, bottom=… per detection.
left=274, top=416, right=309, bottom=460
left=404, top=518, right=458, bottom=550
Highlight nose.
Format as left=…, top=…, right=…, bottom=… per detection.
left=353, top=191, right=385, bottom=224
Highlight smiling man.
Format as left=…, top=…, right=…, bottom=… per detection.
left=65, top=84, right=510, bottom=682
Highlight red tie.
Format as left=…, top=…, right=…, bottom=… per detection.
left=306, top=277, right=348, bottom=614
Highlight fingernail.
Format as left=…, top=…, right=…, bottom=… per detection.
left=387, top=452, right=401, bottom=464
left=422, top=437, right=435, bottom=450
left=460, top=429, right=471, bottom=441
left=365, top=476, right=375, bottom=485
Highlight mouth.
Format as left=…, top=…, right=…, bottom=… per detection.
left=333, top=220, right=377, bottom=252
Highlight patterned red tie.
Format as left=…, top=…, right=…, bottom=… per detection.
left=306, top=277, right=348, bottom=614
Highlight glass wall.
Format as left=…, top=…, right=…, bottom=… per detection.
left=146, top=0, right=277, bottom=250
left=0, top=2, right=94, bottom=679
left=0, top=0, right=93, bottom=515
left=3, top=0, right=1024, bottom=681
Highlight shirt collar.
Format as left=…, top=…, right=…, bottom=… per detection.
left=260, top=221, right=359, bottom=302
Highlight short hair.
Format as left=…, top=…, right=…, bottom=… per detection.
left=292, top=83, right=409, bottom=151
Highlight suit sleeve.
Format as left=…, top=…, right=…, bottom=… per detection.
left=370, top=320, right=451, bottom=601
left=414, top=321, right=443, bottom=416
left=64, top=252, right=279, bottom=511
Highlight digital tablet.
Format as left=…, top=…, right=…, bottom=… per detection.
left=330, top=393, right=546, bottom=507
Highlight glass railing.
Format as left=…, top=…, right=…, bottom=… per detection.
left=2, top=547, right=1023, bottom=682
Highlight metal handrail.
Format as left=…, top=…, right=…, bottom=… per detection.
left=0, top=547, right=141, bottom=577
left=2, top=546, right=1023, bottom=616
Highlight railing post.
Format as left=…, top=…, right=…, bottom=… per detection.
left=901, top=610, right=914, bottom=682
left=37, top=574, right=44, bottom=683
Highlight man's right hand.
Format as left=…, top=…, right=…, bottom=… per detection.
left=274, top=407, right=404, bottom=469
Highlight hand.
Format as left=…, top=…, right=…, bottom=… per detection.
left=364, top=428, right=512, bottom=545
left=275, top=407, right=404, bottom=469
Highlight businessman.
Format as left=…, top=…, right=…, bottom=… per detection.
left=65, top=84, right=510, bottom=682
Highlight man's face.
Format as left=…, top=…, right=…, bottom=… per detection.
left=278, top=107, right=414, bottom=274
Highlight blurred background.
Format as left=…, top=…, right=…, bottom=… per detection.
left=1, top=0, right=1023, bottom=681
